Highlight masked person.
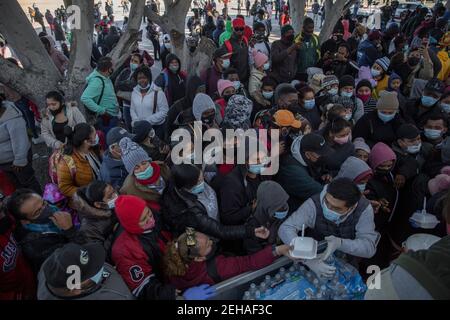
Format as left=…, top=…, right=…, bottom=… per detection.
left=271, top=109, right=302, bottom=156
left=315, top=75, right=340, bottom=112
left=402, top=79, right=446, bottom=129
left=38, top=242, right=133, bottom=300
left=332, top=75, right=365, bottom=124
left=249, top=22, right=271, bottom=59
left=111, top=195, right=216, bottom=300
left=222, top=67, right=249, bottom=98
left=354, top=91, right=405, bottom=148
left=336, top=156, right=373, bottom=195
left=100, top=127, right=133, bottom=189
left=154, top=53, right=187, bottom=106
left=163, top=228, right=291, bottom=290
left=41, top=91, right=86, bottom=151
left=321, top=22, right=346, bottom=57
left=371, top=57, right=391, bottom=99
left=200, top=47, right=233, bottom=98
left=296, top=18, right=320, bottom=82
left=251, top=76, right=277, bottom=122
left=353, top=137, right=371, bottom=163
left=132, top=120, right=170, bottom=162
left=321, top=118, right=355, bottom=173
left=422, top=113, right=448, bottom=148
left=70, top=181, right=118, bottom=254
left=81, top=57, right=119, bottom=134
left=191, top=93, right=220, bottom=130
left=119, top=137, right=170, bottom=213
left=276, top=133, right=333, bottom=209
left=356, top=79, right=377, bottom=114
left=270, top=24, right=299, bottom=84
left=215, top=79, right=236, bottom=118
left=279, top=178, right=378, bottom=278
left=249, top=51, right=270, bottom=109
left=298, top=86, right=321, bottom=130
left=160, top=34, right=172, bottom=68
left=243, top=181, right=290, bottom=254
left=357, top=30, right=383, bottom=68
left=6, top=189, right=77, bottom=272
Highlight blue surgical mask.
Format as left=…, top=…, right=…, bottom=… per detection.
left=341, top=91, right=353, bottom=98
left=441, top=102, right=450, bottom=113
left=169, top=64, right=179, bottom=73
left=343, top=113, right=352, bottom=121
left=130, top=63, right=139, bottom=72
left=135, top=164, right=154, bottom=180
left=263, top=62, right=270, bottom=71
left=329, top=88, right=338, bottom=96
left=322, top=201, right=343, bottom=223
left=406, top=143, right=421, bottom=154
left=91, top=134, right=99, bottom=146
left=191, top=181, right=205, bottom=194
left=304, top=99, right=315, bottom=110
left=222, top=59, right=231, bottom=69
left=371, top=68, right=381, bottom=78
left=90, top=266, right=105, bottom=284
left=248, top=163, right=265, bottom=174
left=421, top=96, right=438, bottom=107
left=273, top=209, right=289, bottom=220
left=262, top=91, right=274, bottom=99
left=233, top=81, right=241, bottom=90
left=424, top=128, right=442, bottom=140
left=357, top=183, right=366, bottom=192
left=377, top=110, right=396, bottom=123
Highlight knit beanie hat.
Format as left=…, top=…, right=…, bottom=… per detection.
left=396, top=123, right=420, bottom=140
left=321, top=75, right=339, bottom=90
left=356, top=79, right=373, bottom=91
left=115, top=195, right=147, bottom=234
left=374, top=56, right=390, bottom=72
left=192, top=93, right=216, bottom=121
left=353, top=137, right=371, bottom=154
left=339, top=75, right=355, bottom=89
left=369, top=142, right=397, bottom=170
left=217, top=79, right=235, bottom=97
left=232, top=18, right=245, bottom=28
left=428, top=174, right=450, bottom=196
left=376, top=90, right=399, bottom=111
left=253, top=50, right=269, bottom=69
left=281, top=24, right=294, bottom=36
left=119, top=137, right=151, bottom=173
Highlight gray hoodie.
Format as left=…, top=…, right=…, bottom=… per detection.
left=278, top=185, right=378, bottom=259
left=0, top=101, right=30, bottom=166
left=336, top=156, right=372, bottom=182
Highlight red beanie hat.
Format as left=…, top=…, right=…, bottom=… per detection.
left=232, top=18, right=245, bottom=28
left=115, top=195, right=147, bottom=234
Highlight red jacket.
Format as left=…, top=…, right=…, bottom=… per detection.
left=112, top=228, right=173, bottom=299
left=215, top=98, right=227, bottom=117
left=0, top=215, right=36, bottom=300
left=0, top=170, right=16, bottom=196
left=169, top=246, right=276, bottom=290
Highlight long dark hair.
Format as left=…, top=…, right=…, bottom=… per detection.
left=172, top=164, right=201, bottom=190
left=323, top=118, right=352, bottom=141
left=63, top=123, right=93, bottom=155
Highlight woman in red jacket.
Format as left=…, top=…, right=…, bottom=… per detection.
left=163, top=227, right=291, bottom=290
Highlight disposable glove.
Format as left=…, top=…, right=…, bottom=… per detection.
left=303, top=258, right=336, bottom=279
left=183, top=284, right=216, bottom=300
left=321, top=235, right=342, bottom=261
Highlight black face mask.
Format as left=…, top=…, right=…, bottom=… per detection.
left=283, top=34, right=295, bottom=43
left=375, top=168, right=391, bottom=176
left=408, top=57, right=420, bottom=67
left=49, top=104, right=65, bottom=117
left=201, top=114, right=215, bottom=125
left=33, top=204, right=56, bottom=224
left=223, top=94, right=233, bottom=102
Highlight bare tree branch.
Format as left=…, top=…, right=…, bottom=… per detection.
left=319, top=0, right=357, bottom=44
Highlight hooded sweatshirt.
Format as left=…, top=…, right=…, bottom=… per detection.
left=154, top=53, right=186, bottom=106
left=0, top=102, right=30, bottom=166
left=336, top=156, right=373, bottom=183
left=130, top=86, right=169, bottom=126
left=244, top=181, right=290, bottom=253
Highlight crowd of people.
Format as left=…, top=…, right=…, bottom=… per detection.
left=1, top=0, right=450, bottom=300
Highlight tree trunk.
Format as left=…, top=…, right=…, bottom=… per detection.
left=0, top=0, right=62, bottom=108
left=185, top=37, right=217, bottom=76
left=319, top=0, right=357, bottom=45
left=147, top=0, right=193, bottom=67
left=290, top=0, right=306, bottom=33
left=64, top=0, right=95, bottom=106
left=109, top=0, right=146, bottom=69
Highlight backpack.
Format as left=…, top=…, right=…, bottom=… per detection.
left=48, top=150, right=77, bottom=186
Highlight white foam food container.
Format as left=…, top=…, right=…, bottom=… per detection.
left=289, top=236, right=318, bottom=260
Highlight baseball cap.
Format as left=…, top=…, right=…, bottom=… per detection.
left=301, top=133, right=333, bottom=156
left=273, top=110, right=301, bottom=129
left=213, top=46, right=233, bottom=59
left=106, top=127, right=134, bottom=146
left=43, top=242, right=106, bottom=288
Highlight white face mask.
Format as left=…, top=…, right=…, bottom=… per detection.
left=107, top=194, right=118, bottom=209
left=165, top=42, right=171, bottom=49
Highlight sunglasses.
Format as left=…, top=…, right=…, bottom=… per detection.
left=234, top=27, right=245, bottom=32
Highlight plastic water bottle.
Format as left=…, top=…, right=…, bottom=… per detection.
left=316, top=293, right=324, bottom=300
left=312, top=278, right=320, bottom=288
left=264, top=275, right=272, bottom=286
left=243, top=291, right=252, bottom=300
left=259, top=282, right=267, bottom=294
left=284, top=271, right=291, bottom=282
left=255, top=290, right=261, bottom=300
left=289, top=266, right=295, bottom=274
left=249, top=283, right=257, bottom=295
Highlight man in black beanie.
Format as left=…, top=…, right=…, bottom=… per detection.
left=132, top=120, right=170, bottom=162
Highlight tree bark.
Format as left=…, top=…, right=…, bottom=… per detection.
left=109, top=0, right=146, bottom=69
left=290, top=0, right=306, bottom=33
left=319, top=0, right=357, bottom=45
left=64, top=0, right=95, bottom=105
left=147, top=0, right=193, bottom=66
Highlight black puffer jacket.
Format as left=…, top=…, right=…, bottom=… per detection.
left=71, top=190, right=118, bottom=255
left=161, top=182, right=254, bottom=240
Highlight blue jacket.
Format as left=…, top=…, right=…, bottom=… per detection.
left=357, top=39, right=381, bottom=68
left=99, top=151, right=128, bottom=189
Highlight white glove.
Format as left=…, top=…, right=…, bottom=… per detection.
left=303, top=258, right=336, bottom=279
left=321, top=235, right=342, bottom=261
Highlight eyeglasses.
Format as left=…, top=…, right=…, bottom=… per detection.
left=234, top=27, right=245, bottom=32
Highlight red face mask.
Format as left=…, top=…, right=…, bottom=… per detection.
left=357, top=93, right=371, bottom=103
